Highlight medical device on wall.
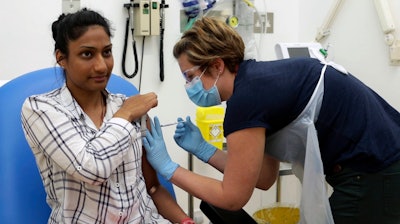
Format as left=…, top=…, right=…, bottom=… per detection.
left=314, top=0, right=399, bottom=65
left=181, top=0, right=216, bottom=19
left=132, top=0, right=161, bottom=36
left=181, top=0, right=267, bottom=60
left=122, top=0, right=169, bottom=81
left=315, top=0, right=345, bottom=42
left=373, top=0, right=400, bottom=65
left=122, top=2, right=139, bottom=79
left=275, top=42, right=325, bottom=59
left=374, top=0, right=395, bottom=35
left=135, top=1, right=150, bottom=36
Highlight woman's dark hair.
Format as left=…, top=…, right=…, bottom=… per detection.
left=51, top=8, right=112, bottom=57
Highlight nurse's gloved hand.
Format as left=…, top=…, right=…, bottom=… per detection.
left=174, top=116, right=217, bottom=163
left=143, top=116, right=178, bottom=180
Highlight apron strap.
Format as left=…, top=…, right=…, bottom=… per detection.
left=310, top=48, right=349, bottom=75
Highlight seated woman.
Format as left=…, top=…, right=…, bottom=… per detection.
left=21, top=8, right=193, bottom=224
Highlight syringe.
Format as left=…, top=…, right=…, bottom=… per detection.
left=160, top=121, right=185, bottom=128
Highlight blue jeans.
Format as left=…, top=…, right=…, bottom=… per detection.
left=326, top=160, right=400, bottom=224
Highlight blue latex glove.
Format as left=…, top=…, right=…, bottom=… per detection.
left=142, top=116, right=179, bottom=180
left=173, top=116, right=217, bottom=163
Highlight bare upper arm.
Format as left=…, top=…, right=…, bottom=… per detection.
left=223, top=127, right=267, bottom=205
left=142, top=115, right=160, bottom=191
left=142, top=149, right=160, bottom=191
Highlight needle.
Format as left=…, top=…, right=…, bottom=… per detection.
left=160, top=121, right=185, bottom=127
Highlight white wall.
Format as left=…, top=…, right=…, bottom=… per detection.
left=1, top=0, right=399, bottom=222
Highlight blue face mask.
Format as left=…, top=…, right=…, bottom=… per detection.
left=185, top=72, right=221, bottom=107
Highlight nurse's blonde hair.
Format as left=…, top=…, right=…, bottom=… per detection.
left=173, top=17, right=245, bottom=73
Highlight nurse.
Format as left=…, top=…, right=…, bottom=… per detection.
left=143, top=17, right=400, bottom=224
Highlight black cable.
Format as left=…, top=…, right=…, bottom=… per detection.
left=159, top=26, right=164, bottom=82
left=122, top=8, right=139, bottom=79
left=159, top=1, right=166, bottom=82
left=159, top=1, right=168, bottom=82
left=138, top=36, right=146, bottom=92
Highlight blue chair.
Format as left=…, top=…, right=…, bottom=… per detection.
left=0, top=67, right=175, bottom=223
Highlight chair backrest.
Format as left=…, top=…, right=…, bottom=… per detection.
left=0, top=67, right=175, bottom=223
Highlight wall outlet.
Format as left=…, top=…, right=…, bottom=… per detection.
left=254, top=12, right=273, bottom=33
left=62, top=0, right=80, bottom=14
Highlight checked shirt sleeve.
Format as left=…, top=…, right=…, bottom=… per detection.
left=21, top=94, right=138, bottom=185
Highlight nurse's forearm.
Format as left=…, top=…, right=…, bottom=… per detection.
left=207, top=149, right=228, bottom=173
left=171, top=166, right=250, bottom=211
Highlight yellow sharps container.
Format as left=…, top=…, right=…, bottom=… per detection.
left=195, top=106, right=225, bottom=150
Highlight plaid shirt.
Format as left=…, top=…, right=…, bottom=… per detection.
left=21, top=85, right=170, bottom=224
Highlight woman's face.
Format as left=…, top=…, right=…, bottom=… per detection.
left=59, top=25, right=113, bottom=94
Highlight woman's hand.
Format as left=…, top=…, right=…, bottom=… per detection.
left=114, top=92, right=158, bottom=122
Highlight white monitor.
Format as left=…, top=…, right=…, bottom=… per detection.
left=275, top=42, right=324, bottom=59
